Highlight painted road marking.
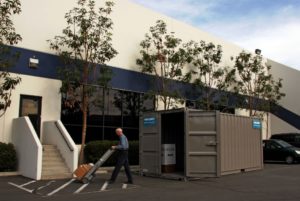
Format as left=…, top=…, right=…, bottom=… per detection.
left=100, top=181, right=109, bottom=191
left=74, top=183, right=89, bottom=194
left=46, top=179, right=75, bottom=196
left=32, top=181, right=55, bottom=194
left=8, top=182, right=34, bottom=193
left=9, top=179, right=140, bottom=196
left=19, top=180, right=36, bottom=187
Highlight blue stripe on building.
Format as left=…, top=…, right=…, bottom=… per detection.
left=7, top=46, right=300, bottom=129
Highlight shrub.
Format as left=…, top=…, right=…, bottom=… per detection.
left=84, top=140, right=139, bottom=166
left=0, top=142, right=17, bottom=172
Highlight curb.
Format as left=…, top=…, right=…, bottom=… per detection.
left=0, top=172, right=20, bottom=177
left=96, top=165, right=139, bottom=174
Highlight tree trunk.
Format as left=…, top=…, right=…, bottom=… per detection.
left=78, top=85, right=88, bottom=166
left=248, top=96, right=253, bottom=116
left=206, top=91, right=210, bottom=111
left=79, top=63, right=89, bottom=166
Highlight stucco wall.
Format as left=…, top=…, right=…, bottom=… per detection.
left=267, top=59, right=300, bottom=134
left=13, top=0, right=244, bottom=73
left=270, top=114, right=299, bottom=135
left=6, top=0, right=299, bottom=140
left=268, top=59, right=300, bottom=115
left=0, top=73, right=61, bottom=143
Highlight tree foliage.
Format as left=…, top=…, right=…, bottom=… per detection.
left=0, top=0, right=22, bottom=117
left=48, top=0, right=118, bottom=164
left=185, top=40, right=236, bottom=110
left=232, top=51, right=285, bottom=116
left=136, top=20, right=193, bottom=110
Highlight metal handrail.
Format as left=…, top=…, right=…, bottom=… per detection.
left=54, top=121, right=74, bottom=151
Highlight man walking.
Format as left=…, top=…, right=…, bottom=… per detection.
left=109, top=128, right=133, bottom=184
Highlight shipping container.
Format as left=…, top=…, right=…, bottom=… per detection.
left=139, top=108, right=263, bottom=180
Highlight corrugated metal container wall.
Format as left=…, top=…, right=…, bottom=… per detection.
left=220, top=113, right=263, bottom=175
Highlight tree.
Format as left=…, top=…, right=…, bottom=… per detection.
left=136, top=20, right=193, bottom=110
left=0, top=0, right=22, bottom=117
left=232, top=50, right=285, bottom=117
left=48, top=0, right=117, bottom=165
left=185, top=40, right=236, bottom=111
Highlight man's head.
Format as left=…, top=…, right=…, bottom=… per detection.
left=115, top=128, right=123, bottom=136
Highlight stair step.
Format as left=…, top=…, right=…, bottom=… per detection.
left=42, top=159, right=65, bottom=164
left=41, top=144, right=71, bottom=180
left=42, top=162, right=68, bottom=168
left=42, top=168, right=70, bottom=174
left=43, top=145, right=57, bottom=150
left=43, top=153, right=62, bottom=158
left=41, top=173, right=72, bottom=180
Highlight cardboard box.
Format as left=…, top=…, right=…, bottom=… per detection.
left=73, top=164, right=93, bottom=180
left=162, top=164, right=176, bottom=173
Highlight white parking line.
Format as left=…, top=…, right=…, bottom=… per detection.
left=46, top=179, right=75, bottom=196
left=100, top=181, right=109, bottom=191
left=9, top=179, right=140, bottom=196
left=32, top=181, right=55, bottom=194
left=19, top=180, right=36, bottom=187
left=74, top=183, right=89, bottom=194
left=8, top=182, right=34, bottom=193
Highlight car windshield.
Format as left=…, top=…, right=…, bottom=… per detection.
left=276, top=140, right=293, bottom=148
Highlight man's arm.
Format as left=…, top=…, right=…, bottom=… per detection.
left=112, top=135, right=128, bottom=150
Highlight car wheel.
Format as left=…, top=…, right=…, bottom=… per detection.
left=285, top=156, right=294, bottom=164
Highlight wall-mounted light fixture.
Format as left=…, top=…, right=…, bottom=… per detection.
left=29, top=56, right=39, bottom=68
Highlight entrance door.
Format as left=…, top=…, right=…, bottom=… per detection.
left=19, top=95, right=42, bottom=138
left=185, top=110, right=220, bottom=177
left=139, top=112, right=161, bottom=175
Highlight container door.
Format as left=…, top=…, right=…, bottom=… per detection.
left=185, top=110, right=219, bottom=177
left=139, top=113, right=161, bottom=175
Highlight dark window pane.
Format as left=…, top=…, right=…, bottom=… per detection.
left=86, top=125, right=104, bottom=142
left=104, top=89, right=122, bottom=127
left=103, top=127, right=119, bottom=141
left=64, top=124, right=82, bottom=144
left=89, top=87, right=104, bottom=116
left=123, top=91, right=140, bottom=128
left=62, top=86, right=147, bottom=143
left=186, top=100, right=196, bottom=109
left=122, top=127, right=139, bottom=141
left=140, top=94, right=155, bottom=112
left=88, top=87, right=104, bottom=126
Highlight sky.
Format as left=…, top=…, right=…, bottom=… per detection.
left=131, top=0, right=300, bottom=71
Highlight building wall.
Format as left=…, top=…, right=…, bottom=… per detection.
left=0, top=73, right=61, bottom=143
left=268, top=59, right=300, bottom=115
left=270, top=114, right=299, bottom=135
left=4, top=0, right=299, bottom=140
left=13, top=0, right=244, bottom=73
left=268, top=59, right=300, bottom=134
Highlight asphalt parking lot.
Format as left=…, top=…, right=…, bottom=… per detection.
left=1, top=163, right=300, bottom=201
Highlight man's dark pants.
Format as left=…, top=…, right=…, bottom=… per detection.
left=110, top=150, right=133, bottom=182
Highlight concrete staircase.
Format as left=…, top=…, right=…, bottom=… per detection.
left=42, top=145, right=72, bottom=180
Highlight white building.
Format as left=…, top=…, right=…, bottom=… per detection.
left=0, top=0, right=299, bottom=179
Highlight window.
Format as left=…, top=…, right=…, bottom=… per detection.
left=61, top=87, right=155, bottom=143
